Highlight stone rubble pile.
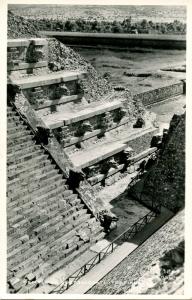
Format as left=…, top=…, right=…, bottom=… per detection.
left=8, top=10, right=113, bottom=102
left=8, top=11, right=40, bottom=39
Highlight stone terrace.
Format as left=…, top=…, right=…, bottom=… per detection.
left=9, top=38, right=159, bottom=190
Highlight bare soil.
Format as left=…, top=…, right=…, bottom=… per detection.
left=75, top=47, right=186, bottom=94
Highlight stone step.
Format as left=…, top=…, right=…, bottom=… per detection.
left=8, top=174, right=64, bottom=203
left=7, top=218, right=29, bottom=236
left=11, top=70, right=86, bottom=90
left=7, top=143, right=40, bottom=159
left=7, top=124, right=28, bottom=135
left=7, top=134, right=35, bottom=147
left=60, top=203, right=84, bottom=219
left=7, top=175, right=65, bottom=204
left=22, top=189, right=72, bottom=221
left=8, top=214, right=24, bottom=227
left=7, top=105, right=13, bottom=111
left=7, top=182, right=68, bottom=212
left=33, top=208, right=88, bottom=240
left=7, top=160, right=54, bottom=182
left=7, top=144, right=43, bottom=160
left=8, top=221, right=102, bottom=285
left=8, top=199, right=84, bottom=252
left=7, top=110, right=19, bottom=117
left=7, top=115, right=21, bottom=123
left=18, top=184, right=70, bottom=213
left=65, top=193, right=81, bottom=205
left=8, top=172, right=63, bottom=202
left=7, top=239, right=23, bottom=254
left=7, top=119, right=25, bottom=129
left=8, top=213, right=91, bottom=273
left=70, top=140, right=127, bottom=169
left=9, top=222, right=104, bottom=282
left=8, top=167, right=60, bottom=190
left=42, top=99, right=123, bottom=129
left=42, top=218, right=92, bottom=254
left=7, top=128, right=33, bottom=141
left=46, top=213, right=92, bottom=251
left=43, top=226, right=104, bottom=278
left=92, top=230, right=106, bottom=244
left=7, top=154, right=49, bottom=174
left=7, top=148, right=43, bottom=164
left=7, top=140, right=35, bottom=154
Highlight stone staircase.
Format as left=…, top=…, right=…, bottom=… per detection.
left=7, top=104, right=105, bottom=293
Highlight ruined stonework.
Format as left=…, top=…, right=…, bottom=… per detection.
left=142, top=113, right=185, bottom=212
left=134, top=82, right=184, bottom=106
left=6, top=9, right=186, bottom=296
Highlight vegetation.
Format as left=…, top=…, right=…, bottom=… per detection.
left=28, top=16, right=186, bottom=35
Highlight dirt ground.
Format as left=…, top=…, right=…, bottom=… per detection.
left=75, top=47, right=186, bottom=94
left=150, top=94, right=185, bottom=125
left=97, top=173, right=150, bottom=241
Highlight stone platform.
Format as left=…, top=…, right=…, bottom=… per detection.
left=71, top=140, right=127, bottom=169
left=69, top=125, right=156, bottom=168
left=42, top=99, right=123, bottom=128
left=10, top=71, right=86, bottom=88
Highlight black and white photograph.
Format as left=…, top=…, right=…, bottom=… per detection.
left=1, top=0, right=192, bottom=298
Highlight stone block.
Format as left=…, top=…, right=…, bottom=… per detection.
left=11, top=71, right=86, bottom=89
left=9, top=277, right=23, bottom=291
left=26, top=272, right=36, bottom=281
left=19, top=234, right=29, bottom=244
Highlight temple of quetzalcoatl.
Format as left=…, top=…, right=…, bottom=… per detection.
left=7, top=36, right=161, bottom=293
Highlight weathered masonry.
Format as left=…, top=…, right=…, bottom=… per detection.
left=7, top=38, right=176, bottom=293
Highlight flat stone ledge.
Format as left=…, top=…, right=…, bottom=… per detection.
left=42, top=100, right=123, bottom=128
left=7, top=61, right=48, bottom=71
left=69, top=126, right=158, bottom=169
left=121, top=126, right=158, bottom=144
left=130, top=147, right=157, bottom=164
left=9, top=71, right=87, bottom=89
left=70, top=140, right=127, bottom=169
left=7, top=38, right=48, bottom=47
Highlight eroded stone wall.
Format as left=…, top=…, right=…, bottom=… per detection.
left=134, top=82, right=184, bottom=106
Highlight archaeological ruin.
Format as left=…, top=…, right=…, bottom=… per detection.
left=6, top=10, right=185, bottom=295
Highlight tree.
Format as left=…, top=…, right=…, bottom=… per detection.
left=112, top=20, right=123, bottom=33
left=64, top=20, right=78, bottom=32
left=122, top=17, right=132, bottom=33
left=141, top=19, right=148, bottom=29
